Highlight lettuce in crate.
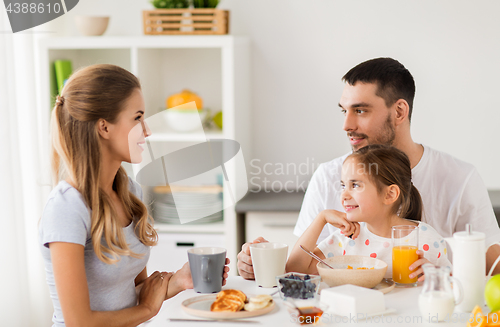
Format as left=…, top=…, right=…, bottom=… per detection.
left=151, top=0, right=189, bottom=9
left=192, top=0, right=219, bottom=8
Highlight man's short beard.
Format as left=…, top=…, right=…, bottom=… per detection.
left=351, top=113, right=395, bottom=151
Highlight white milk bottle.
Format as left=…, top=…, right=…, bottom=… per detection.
left=445, top=224, right=485, bottom=312
left=418, top=264, right=463, bottom=322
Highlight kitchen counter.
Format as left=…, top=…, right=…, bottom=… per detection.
left=235, top=191, right=305, bottom=213
left=490, top=190, right=500, bottom=220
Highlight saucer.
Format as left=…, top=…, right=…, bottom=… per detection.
left=373, top=279, right=395, bottom=294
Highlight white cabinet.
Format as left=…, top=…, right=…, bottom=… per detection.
left=245, top=212, right=300, bottom=255
left=36, top=36, right=251, bottom=275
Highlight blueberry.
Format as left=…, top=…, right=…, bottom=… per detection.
left=304, top=274, right=311, bottom=280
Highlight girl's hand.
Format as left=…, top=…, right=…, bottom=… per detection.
left=321, top=210, right=361, bottom=240
left=138, top=271, right=172, bottom=317
left=409, top=250, right=431, bottom=282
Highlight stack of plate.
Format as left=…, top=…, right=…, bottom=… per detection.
left=153, top=189, right=223, bottom=225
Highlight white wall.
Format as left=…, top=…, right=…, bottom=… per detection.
left=58, top=0, right=500, bottom=189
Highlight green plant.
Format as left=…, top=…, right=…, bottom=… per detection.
left=151, top=0, right=189, bottom=9
left=192, top=0, right=219, bottom=8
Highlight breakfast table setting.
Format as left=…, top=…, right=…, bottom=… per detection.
left=142, top=225, right=497, bottom=327
left=143, top=276, right=476, bottom=327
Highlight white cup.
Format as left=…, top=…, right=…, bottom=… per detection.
left=250, top=242, right=288, bottom=288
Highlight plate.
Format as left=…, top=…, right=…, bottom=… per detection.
left=181, top=294, right=276, bottom=319
left=372, top=279, right=395, bottom=294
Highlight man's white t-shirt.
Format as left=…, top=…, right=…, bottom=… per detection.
left=294, top=145, right=500, bottom=248
left=317, top=221, right=452, bottom=279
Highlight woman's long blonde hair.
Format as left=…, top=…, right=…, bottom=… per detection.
left=50, top=64, right=157, bottom=264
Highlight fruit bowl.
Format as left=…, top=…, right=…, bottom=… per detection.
left=276, top=272, right=321, bottom=300
left=75, top=16, right=110, bottom=36
left=164, top=108, right=206, bottom=132
left=317, top=255, right=387, bottom=289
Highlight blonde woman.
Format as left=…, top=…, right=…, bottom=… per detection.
left=39, top=64, right=230, bottom=327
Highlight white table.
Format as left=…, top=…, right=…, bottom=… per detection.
left=143, top=277, right=482, bottom=327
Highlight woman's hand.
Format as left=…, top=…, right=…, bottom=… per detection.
left=321, top=210, right=360, bottom=239
left=166, top=258, right=230, bottom=299
left=222, top=258, right=230, bottom=286
left=409, top=250, right=431, bottom=282
left=165, top=262, right=193, bottom=299
left=138, top=271, right=172, bottom=317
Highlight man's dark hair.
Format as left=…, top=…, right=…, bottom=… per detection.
left=342, top=58, right=416, bottom=121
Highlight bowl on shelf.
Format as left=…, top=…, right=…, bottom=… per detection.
left=75, top=16, right=110, bottom=36
left=164, top=108, right=206, bottom=132
left=316, top=255, right=387, bottom=289
left=276, top=272, right=321, bottom=300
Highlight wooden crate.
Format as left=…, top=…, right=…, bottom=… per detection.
left=143, top=9, right=229, bottom=35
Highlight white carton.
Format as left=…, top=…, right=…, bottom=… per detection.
left=320, top=284, right=386, bottom=317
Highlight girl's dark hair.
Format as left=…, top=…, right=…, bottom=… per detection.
left=348, top=144, right=423, bottom=221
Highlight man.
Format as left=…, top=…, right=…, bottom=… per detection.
left=238, top=57, right=500, bottom=279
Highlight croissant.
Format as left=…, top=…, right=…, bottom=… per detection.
left=210, top=289, right=247, bottom=312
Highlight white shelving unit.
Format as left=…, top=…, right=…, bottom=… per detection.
left=35, top=36, right=251, bottom=274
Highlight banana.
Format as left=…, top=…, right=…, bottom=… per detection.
left=244, top=294, right=273, bottom=311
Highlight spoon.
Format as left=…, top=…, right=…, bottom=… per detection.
left=299, top=245, right=335, bottom=269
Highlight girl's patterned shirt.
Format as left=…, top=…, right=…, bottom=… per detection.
left=317, top=221, right=451, bottom=278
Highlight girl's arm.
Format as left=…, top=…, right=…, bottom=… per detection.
left=51, top=242, right=169, bottom=327
left=286, top=212, right=327, bottom=275
left=286, top=210, right=360, bottom=275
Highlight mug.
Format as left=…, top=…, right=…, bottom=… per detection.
left=250, top=242, right=288, bottom=288
left=187, top=247, right=226, bottom=293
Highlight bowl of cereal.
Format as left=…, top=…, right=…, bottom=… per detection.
left=316, top=255, right=387, bottom=288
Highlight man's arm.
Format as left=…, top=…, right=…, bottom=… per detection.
left=458, top=169, right=500, bottom=275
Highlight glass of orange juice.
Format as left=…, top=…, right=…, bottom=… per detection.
left=392, top=225, right=419, bottom=287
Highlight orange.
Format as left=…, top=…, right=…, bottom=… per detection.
left=166, top=89, right=203, bottom=110
left=468, top=305, right=486, bottom=327
left=486, top=310, right=500, bottom=326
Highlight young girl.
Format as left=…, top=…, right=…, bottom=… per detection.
left=39, top=64, right=229, bottom=327
left=286, top=144, right=450, bottom=280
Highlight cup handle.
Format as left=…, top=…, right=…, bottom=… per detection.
left=202, top=257, right=210, bottom=282
left=450, top=277, right=464, bottom=305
